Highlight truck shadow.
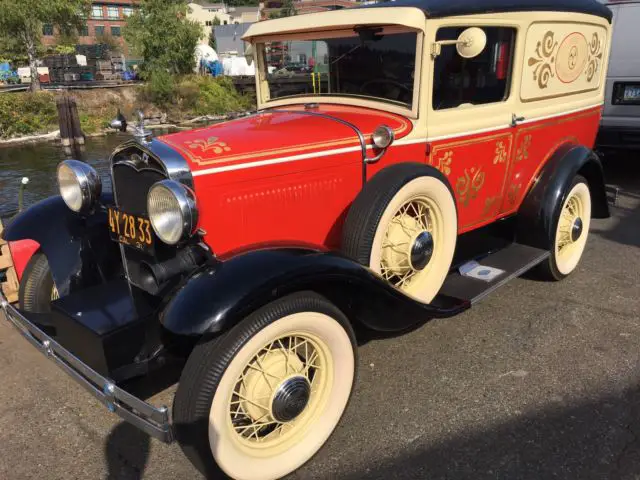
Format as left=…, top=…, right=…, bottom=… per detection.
left=342, top=384, right=640, bottom=480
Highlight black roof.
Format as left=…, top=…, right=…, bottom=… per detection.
left=357, top=0, right=613, bottom=23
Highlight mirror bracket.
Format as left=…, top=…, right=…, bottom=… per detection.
left=430, top=40, right=465, bottom=59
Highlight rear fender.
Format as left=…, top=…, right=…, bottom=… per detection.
left=1, top=195, right=121, bottom=295
left=160, top=248, right=469, bottom=337
left=517, top=144, right=610, bottom=250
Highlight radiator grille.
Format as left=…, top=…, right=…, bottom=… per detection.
left=111, top=147, right=174, bottom=290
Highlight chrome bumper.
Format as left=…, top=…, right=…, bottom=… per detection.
left=0, top=292, right=173, bottom=443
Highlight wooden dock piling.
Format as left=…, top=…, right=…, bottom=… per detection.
left=56, top=96, right=85, bottom=148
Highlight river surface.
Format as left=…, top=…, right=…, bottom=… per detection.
left=0, top=132, right=175, bottom=219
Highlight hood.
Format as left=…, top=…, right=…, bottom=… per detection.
left=157, top=105, right=413, bottom=173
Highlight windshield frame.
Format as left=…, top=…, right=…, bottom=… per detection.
left=253, top=26, right=424, bottom=119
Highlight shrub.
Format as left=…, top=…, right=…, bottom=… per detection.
left=140, top=69, right=177, bottom=107
left=141, top=73, right=253, bottom=117
left=182, top=75, right=252, bottom=116
left=0, top=92, right=58, bottom=139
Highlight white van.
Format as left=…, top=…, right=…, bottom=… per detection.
left=597, top=1, right=640, bottom=151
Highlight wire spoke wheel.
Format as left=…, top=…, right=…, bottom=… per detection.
left=228, top=333, right=329, bottom=447
left=550, top=178, right=592, bottom=278
left=380, top=196, right=436, bottom=292
left=342, top=166, right=457, bottom=304
left=174, top=294, right=357, bottom=480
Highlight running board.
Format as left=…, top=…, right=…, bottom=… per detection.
left=438, top=243, right=550, bottom=306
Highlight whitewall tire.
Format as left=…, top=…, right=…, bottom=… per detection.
left=173, top=292, right=356, bottom=480
left=342, top=164, right=457, bottom=303
left=540, top=175, right=592, bottom=280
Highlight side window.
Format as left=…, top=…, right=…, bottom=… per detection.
left=433, top=27, right=516, bottom=110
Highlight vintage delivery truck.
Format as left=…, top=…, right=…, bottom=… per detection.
left=1, top=0, right=612, bottom=478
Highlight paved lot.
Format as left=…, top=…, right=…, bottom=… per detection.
left=1, top=155, right=639, bottom=480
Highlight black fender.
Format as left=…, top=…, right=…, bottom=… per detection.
left=1, top=195, right=121, bottom=296
left=160, top=247, right=469, bottom=337
left=516, top=144, right=610, bottom=250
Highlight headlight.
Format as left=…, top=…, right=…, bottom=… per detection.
left=147, top=180, right=198, bottom=245
left=372, top=125, right=395, bottom=149
left=57, top=160, right=102, bottom=214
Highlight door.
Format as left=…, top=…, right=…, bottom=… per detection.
left=426, top=25, right=518, bottom=233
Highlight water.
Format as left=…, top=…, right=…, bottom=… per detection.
left=0, top=132, right=172, bottom=219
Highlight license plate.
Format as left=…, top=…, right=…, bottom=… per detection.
left=108, top=207, right=154, bottom=252
left=623, top=85, right=640, bottom=102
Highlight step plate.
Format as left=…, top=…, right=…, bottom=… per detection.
left=439, top=244, right=550, bottom=305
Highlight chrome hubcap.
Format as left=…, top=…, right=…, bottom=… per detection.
left=409, top=231, right=434, bottom=271
left=571, top=217, right=583, bottom=242
left=271, top=375, right=311, bottom=422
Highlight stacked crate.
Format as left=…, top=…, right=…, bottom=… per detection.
left=0, top=220, right=19, bottom=305
left=76, top=45, right=124, bottom=81
left=42, top=46, right=127, bottom=82
left=42, top=54, right=89, bottom=83
left=111, top=54, right=125, bottom=76
left=95, top=60, right=116, bottom=80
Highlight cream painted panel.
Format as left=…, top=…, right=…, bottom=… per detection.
left=243, top=7, right=426, bottom=39
left=521, top=22, right=607, bottom=102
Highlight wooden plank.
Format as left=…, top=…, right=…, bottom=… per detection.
left=0, top=218, right=19, bottom=303
left=1, top=266, right=19, bottom=304
left=0, top=244, right=12, bottom=270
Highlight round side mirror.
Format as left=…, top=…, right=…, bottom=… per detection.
left=456, top=27, right=487, bottom=59
left=244, top=43, right=254, bottom=66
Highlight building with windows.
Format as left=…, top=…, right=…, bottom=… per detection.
left=41, top=0, right=139, bottom=53
left=188, top=3, right=261, bottom=45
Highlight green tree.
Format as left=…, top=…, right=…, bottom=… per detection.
left=282, top=0, right=297, bottom=17
left=124, top=0, right=203, bottom=76
left=95, top=32, right=122, bottom=54
left=0, top=0, right=90, bottom=91
left=268, top=0, right=297, bottom=19
left=208, top=16, right=221, bottom=51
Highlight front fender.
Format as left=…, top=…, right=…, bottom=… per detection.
left=160, top=248, right=469, bottom=337
left=1, top=195, right=121, bottom=295
left=517, top=145, right=610, bottom=250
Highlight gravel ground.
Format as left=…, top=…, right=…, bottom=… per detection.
left=0, top=155, right=639, bottom=480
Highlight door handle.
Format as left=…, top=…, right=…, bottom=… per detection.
left=511, top=114, right=526, bottom=127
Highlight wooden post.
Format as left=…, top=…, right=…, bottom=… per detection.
left=56, top=95, right=84, bottom=148
left=56, top=97, right=72, bottom=147
left=0, top=220, right=19, bottom=304
left=69, top=97, right=85, bottom=146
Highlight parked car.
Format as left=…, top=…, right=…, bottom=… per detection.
left=1, top=0, right=613, bottom=479
left=596, top=0, right=640, bottom=151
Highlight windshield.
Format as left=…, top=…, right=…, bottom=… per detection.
left=257, top=27, right=418, bottom=109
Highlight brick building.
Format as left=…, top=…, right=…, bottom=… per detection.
left=41, top=1, right=140, bottom=54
